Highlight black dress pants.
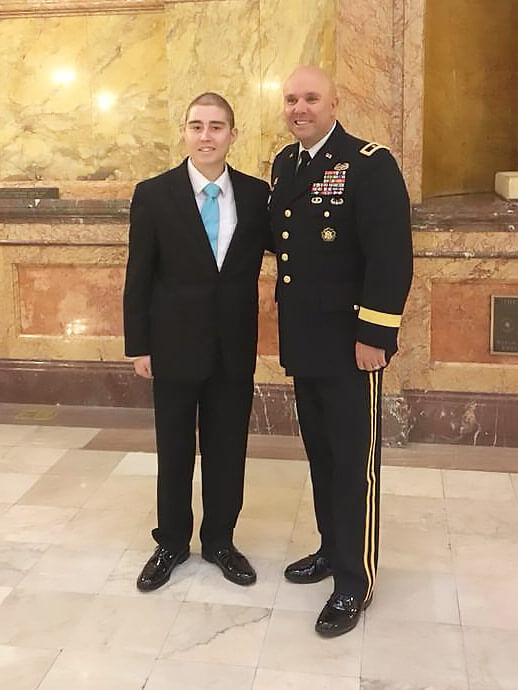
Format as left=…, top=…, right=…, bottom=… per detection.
left=294, top=368, right=383, bottom=601
left=151, top=364, right=254, bottom=553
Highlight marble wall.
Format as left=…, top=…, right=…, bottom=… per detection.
left=0, top=12, right=169, bottom=182
left=4, top=0, right=517, bottom=408
left=0, top=0, right=424, bottom=199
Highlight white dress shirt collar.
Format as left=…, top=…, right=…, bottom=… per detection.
left=298, top=120, right=337, bottom=159
left=187, top=158, right=231, bottom=197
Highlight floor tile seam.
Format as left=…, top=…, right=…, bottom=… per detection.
left=277, top=475, right=309, bottom=569
left=152, top=595, right=186, bottom=666
left=6, top=541, right=53, bottom=588
left=33, top=647, right=63, bottom=690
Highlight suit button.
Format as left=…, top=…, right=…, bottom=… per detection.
left=324, top=211, right=330, bottom=217
left=284, top=209, right=292, bottom=218
left=281, top=253, right=289, bottom=262
left=282, top=231, right=289, bottom=239
left=283, top=275, right=291, bottom=284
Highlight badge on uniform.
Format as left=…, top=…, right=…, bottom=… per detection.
left=321, top=227, right=336, bottom=242
left=334, top=162, right=349, bottom=171
left=311, top=169, right=346, bottom=196
left=311, top=196, right=322, bottom=204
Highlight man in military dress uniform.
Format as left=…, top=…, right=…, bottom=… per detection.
left=269, top=66, right=413, bottom=636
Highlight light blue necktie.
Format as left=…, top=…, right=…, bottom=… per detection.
left=200, top=183, right=220, bottom=258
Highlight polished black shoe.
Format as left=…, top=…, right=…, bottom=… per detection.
left=202, top=545, right=257, bottom=586
left=136, top=545, right=190, bottom=592
left=284, top=552, right=332, bottom=584
left=315, top=592, right=372, bottom=637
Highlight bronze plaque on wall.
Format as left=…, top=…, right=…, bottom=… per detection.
left=491, top=296, right=518, bottom=354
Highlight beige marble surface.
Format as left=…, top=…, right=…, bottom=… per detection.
left=336, top=0, right=399, bottom=153
left=165, top=0, right=261, bottom=178
left=0, top=1, right=164, bottom=17
left=402, top=256, right=518, bottom=394
left=0, top=244, right=127, bottom=362
left=1, top=0, right=426, bottom=201
left=401, top=0, right=425, bottom=202
left=258, top=0, right=336, bottom=178
left=0, top=12, right=169, bottom=182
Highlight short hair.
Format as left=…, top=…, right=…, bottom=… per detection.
left=185, top=92, right=235, bottom=128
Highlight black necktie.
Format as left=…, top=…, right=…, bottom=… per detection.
left=296, top=150, right=311, bottom=176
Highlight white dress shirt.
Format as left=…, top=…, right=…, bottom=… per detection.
left=187, top=158, right=238, bottom=271
left=298, top=120, right=337, bottom=162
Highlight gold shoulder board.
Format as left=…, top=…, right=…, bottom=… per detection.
left=359, top=142, right=390, bottom=157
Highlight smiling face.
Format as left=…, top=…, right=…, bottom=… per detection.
left=283, top=67, right=338, bottom=149
left=184, top=104, right=237, bottom=177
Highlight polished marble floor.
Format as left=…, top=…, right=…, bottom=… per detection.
left=0, top=411, right=517, bottom=689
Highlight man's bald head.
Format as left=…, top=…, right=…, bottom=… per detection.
left=283, top=66, right=338, bottom=148
left=284, top=66, right=337, bottom=100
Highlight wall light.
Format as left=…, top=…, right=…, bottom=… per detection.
left=96, top=91, right=116, bottom=112
left=52, top=69, right=76, bottom=85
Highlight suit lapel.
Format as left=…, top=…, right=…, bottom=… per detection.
left=270, top=144, right=298, bottom=210
left=219, top=166, right=247, bottom=272
left=167, top=160, right=218, bottom=271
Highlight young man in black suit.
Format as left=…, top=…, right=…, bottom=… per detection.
left=123, top=93, right=270, bottom=591
left=269, top=67, right=413, bottom=636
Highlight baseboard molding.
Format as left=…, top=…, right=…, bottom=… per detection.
left=1, top=359, right=517, bottom=446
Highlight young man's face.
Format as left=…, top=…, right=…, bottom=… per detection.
left=283, top=69, right=337, bottom=149
left=184, top=104, right=237, bottom=170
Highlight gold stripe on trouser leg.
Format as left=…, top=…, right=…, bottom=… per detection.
left=363, top=371, right=380, bottom=602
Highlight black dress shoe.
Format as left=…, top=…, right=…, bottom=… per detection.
left=136, top=545, right=190, bottom=592
left=284, top=552, right=332, bottom=584
left=315, top=592, right=372, bottom=637
left=202, top=545, right=257, bottom=586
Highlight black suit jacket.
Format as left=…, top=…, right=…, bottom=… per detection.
left=270, top=122, right=413, bottom=376
left=123, top=160, right=271, bottom=380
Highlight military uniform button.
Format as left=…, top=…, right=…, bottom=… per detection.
left=283, top=275, right=291, bottom=284
left=284, top=209, right=292, bottom=218
left=282, top=231, right=289, bottom=239
left=281, top=253, right=289, bottom=262
left=324, top=211, right=330, bottom=218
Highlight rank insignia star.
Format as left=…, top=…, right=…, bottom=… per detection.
left=321, top=227, right=336, bottom=242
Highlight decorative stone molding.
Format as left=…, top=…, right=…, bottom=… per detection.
left=0, top=0, right=225, bottom=16
left=0, top=0, right=164, bottom=17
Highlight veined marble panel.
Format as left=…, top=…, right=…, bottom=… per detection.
left=165, top=0, right=262, bottom=177
left=402, top=0, right=425, bottom=202
left=259, top=0, right=336, bottom=178
left=431, top=282, right=518, bottom=365
left=0, top=245, right=126, bottom=361
left=336, top=0, right=398, bottom=152
left=88, top=12, right=169, bottom=180
left=17, top=265, right=125, bottom=336
left=402, top=258, right=518, bottom=395
left=0, top=1, right=164, bottom=18
left=0, top=13, right=169, bottom=182
left=336, top=0, right=425, bottom=201
left=0, top=16, right=93, bottom=181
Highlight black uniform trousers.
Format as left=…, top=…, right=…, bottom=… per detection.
left=151, top=352, right=254, bottom=554
left=294, top=367, right=383, bottom=601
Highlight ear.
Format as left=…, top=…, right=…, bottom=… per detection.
left=230, top=127, right=238, bottom=144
